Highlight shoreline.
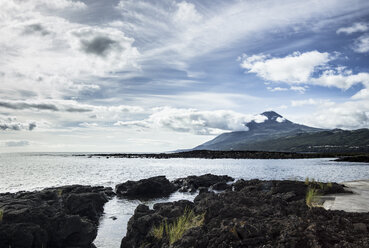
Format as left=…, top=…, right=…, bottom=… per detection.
left=77, top=149, right=369, bottom=160
left=1, top=175, right=369, bottom=247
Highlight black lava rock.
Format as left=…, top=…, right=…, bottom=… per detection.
left=0, top=185, right=114, bottom=248
left=115, top=176, right=176, bottom=199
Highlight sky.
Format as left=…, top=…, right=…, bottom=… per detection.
left=1, top=0, right=369, bottom=153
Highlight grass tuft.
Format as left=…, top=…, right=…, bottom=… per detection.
left=306, top=188, right=320, bottom=208
left=151, top=208, right=205, bottom=245
left=151, top=220, right=166, bottom=240
left=304, top=177, right=310, bottom=185
left=0, top=208, right=3, bottom=222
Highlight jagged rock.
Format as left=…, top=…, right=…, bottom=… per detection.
left=172, top=174, right=234, bottom=193
left=0, top=185, right=114, bottom=248
left=115, top=176, right=176, bottom=198
left=121, top=179, right=369, bottom=248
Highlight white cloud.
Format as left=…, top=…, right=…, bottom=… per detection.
left=353, top=34, right=369, bottom=53
left=266, top=87, right=288, bottom=92
left=0, top=0, right=140, bottom=101
left=173, top=1, right=202, bottom=25
left=307, top=100, right=369, bottom=129
left=276, top=117, right=286, bottom=123
left=241, top=51, right=369, bottom=90
left=291, top=98, right=333, bottom=107
left=79, top=122, right=98, bottom=128
left=352, top=88, right=369, bottom=99
left=240, top=51, right=331, bottom=83
left=290, top=86, right=308, bottom=93
left=4, top=140, right=30, bottom=147
left=336, top=22, right=369, bottom=34
left=116, top=0, right=369, bottom=64
left=312, top=71, right=369, bottom=90
left=0, top=115, right=37, bottom=131
left=114, top=107, right=267, bottom=135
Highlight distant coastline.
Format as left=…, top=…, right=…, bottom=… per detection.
left=77, top=149, right=369, bottom=160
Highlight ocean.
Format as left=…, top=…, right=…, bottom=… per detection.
left=1, top=153, right=368, bottom=247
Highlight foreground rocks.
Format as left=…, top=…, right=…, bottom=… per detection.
left=172, top=174, right=234, bottom=193
left=122, top=179, right=369, bottom=248
left=115, top=176, right=177, bottom=198
left=115, top=174, right=234, bottom=198
left=0, top=185, right=114, bottom=248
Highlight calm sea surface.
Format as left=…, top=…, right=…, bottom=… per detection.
left=1, top=153, right=368, bottom=247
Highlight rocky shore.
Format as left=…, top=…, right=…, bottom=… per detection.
left=0, top=185, right=114, bottom=248
left=121, top=177, right=369, bottom=248
left=1, top=174, right=369, bottom=248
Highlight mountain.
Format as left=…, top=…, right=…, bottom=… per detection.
left=194, top=111, right=369, bottom=153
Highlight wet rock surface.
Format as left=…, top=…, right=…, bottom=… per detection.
left=115, top=176, right=177, bottom=199
left=0, top=185, right=114, bottom=248
left=172, top=174, right=234, bottom=193
left=122, top=179, right=369, bottom=248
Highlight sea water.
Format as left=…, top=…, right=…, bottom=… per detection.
left=1, top=153, right=368, bottom=247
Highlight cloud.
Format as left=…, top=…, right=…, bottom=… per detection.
left=291, top=98, right=333, bottom=107
left=81, top=36, right=118, bottom=57
left=0, top=100, right=144, bottom=115
left=266, top=87, right=288, bottom=92
left=312, top=71, right=369, bottom=90
left=0, top=117, right=37, bottom=131
left=240, top=51, right=331, bottom=84
left=290, top=86, right=307, bottom=93
left=353, top=34, right=369, bottom=53
left=28, top=122, right=37, bottom=130
left=5, top=140, right=30, bottom=147
left=307, top=100, right=369, bottom=129
left=0, top=0, right=140, bottom=102
left=0, top=101, right=59, bottom=111
left=352, top=88, right=369, bottom=99
left=65, top=107, right=92, bottom=113
left=116, top=0, right=369, bottom=63
left=173, top=1, right=202, bottom=25
left=23, top=23, right=50, bottom=36
left=241, top=51, right=369, bottom=90
left=336, top=22, right=369, bottom=34
left=79, top=122, right=98, bottom=128
left=114, top=107, right=267, bottom=135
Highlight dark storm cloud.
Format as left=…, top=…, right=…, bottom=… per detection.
left=0, top=101, right=59, bottom=111
left=81, top=36, right=117, bottom=56
left=23, top=24, right=50, bottom=36
left=0, top=123, right=21, bottom=131
left=5, top=140, right=30, bottom=147
left=65, top=107, right=92, bottom=112
left=28, top=122, right=37, bottom=131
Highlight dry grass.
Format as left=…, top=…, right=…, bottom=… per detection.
left=0, top=208, right=3, bottom=222
left=151, top=208, right=205, bottom=245
left=306, top=188, right=320, bottom=208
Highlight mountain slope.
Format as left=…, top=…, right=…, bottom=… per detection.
left=235, top=128, right=369, bottom=153
left=194, top=111, right=323, bottom=151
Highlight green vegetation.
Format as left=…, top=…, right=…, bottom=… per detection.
left=151, top=208, right=205, bottom=245
left=56, top=189, right=63, bottom=197
left=151, top=220, right=166, bottom=240
left=304, top=177, right=310, bottom=185
left=306, top=188, right=320, bottom=208
left=0, top=208, right=3, bottom=222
